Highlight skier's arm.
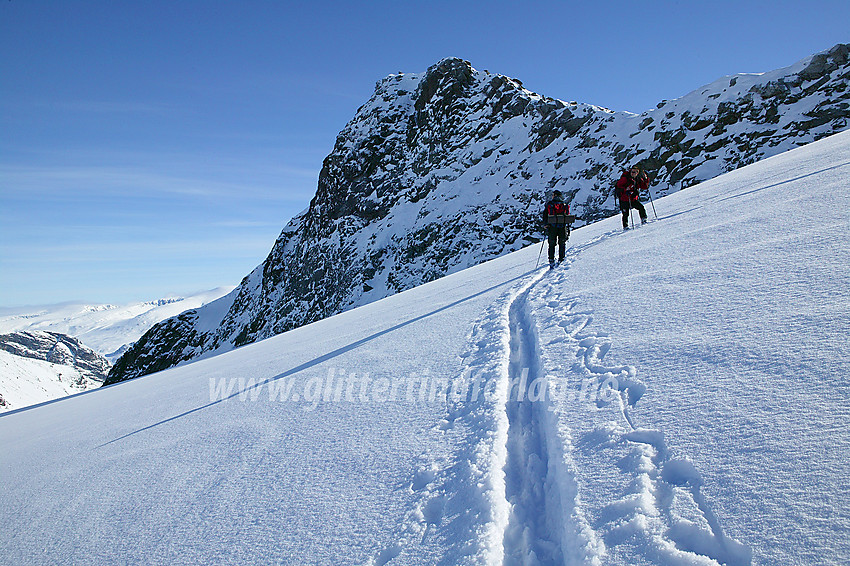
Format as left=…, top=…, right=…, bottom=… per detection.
left=615, top=175, right=628, bottom=191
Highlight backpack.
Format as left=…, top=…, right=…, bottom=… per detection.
left=546, top=201, right=570, bottom=225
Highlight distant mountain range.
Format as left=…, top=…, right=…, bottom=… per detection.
left=0, top=287, right=234, bottom=361
left=0, top=287, right=232, bottom=410
left=108, top=43, right=850, bottom=384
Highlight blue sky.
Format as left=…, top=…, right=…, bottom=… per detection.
left=1, top=0, right=848, bottom=307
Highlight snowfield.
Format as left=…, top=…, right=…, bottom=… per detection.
left=1, top=130, right=848, bottom=565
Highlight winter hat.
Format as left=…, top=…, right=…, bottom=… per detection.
left=552, top=190, right=562, bottom=197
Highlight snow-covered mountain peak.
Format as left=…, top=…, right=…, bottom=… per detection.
left=108, top=44, right=850, bottom=383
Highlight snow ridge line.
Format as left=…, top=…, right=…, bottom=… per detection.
left=531, top=263, right=754, bottom=565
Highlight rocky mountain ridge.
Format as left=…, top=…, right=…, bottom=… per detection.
left=0, top=330, right=110, bottom=380
left=0, top=330, right=109, bottom=410
left=107, top=43, right=850, bottom=384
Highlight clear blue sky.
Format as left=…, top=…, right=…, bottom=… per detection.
left=1, top=0, right=848, bottom=307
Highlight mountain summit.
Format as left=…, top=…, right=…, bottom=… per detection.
left=107, top=44, right=850, bottom=384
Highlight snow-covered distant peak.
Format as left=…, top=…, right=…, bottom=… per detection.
left=0, top=286, right=235, bottom=359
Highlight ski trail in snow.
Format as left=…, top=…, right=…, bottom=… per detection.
left=366, top=266, right=553, bottom=566
left=383, top=233, right=616, bottom=566
left=501, top=284, right=565, bottom=565
left=499, top=234, right=627, bottom=566
left=529, top=258, right=753, bottom=566
left=367, top=229, right=677, bottom=565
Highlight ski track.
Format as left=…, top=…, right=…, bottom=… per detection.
left=367, top=264, right=548, bottom=565
left=501, top=280, right=565, bottom=565
left=529, top=228, right=753, bottom=566
left=369, top=227, right=753, bottom=565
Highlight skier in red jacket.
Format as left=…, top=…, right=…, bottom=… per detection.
left=615, top=166, right=649, bottom=229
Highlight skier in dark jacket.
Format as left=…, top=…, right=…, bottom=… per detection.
left=615, top=166, right=649, bottom=229
left=542, top=190, right=570, bottom=268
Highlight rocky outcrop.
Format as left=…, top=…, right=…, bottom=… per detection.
left=0, top=330, right=110, bottom=386
left=107, top=44, right=850, bottom=384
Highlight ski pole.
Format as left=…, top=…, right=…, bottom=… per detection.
left=646, top=185, right=658, bottom=220
left=535, top=237, right=546, bottom=269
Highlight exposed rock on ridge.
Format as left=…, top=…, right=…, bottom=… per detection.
left=1, top=330, right=110, bottom=385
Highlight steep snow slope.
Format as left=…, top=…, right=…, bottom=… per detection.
left=1, top=131, right=848, bottom=565
left=109, top=44, right=850, bottom=383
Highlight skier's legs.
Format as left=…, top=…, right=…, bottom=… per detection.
left=634, top=200, right=648, bottom=221
left=557, top=226, right=566, bottom=262
left=620, top=202, right=630, bottom=228
left=547, top=226, right=557, bottom=263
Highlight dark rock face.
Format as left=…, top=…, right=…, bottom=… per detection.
left=0, top=330, right=110, bottom=384
left=107, top=46, right=850, bottom=384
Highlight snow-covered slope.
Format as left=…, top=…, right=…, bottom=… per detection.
left=0, top=287, right=234, bottom=360
left=2, top=130, right=848, bottom=565
left=109, top=44, right=850, bottom=383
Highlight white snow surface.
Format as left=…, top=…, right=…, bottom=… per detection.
left=1, top=131, right=849, bottom=564
left=0, top=287, right=235, bottom=359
